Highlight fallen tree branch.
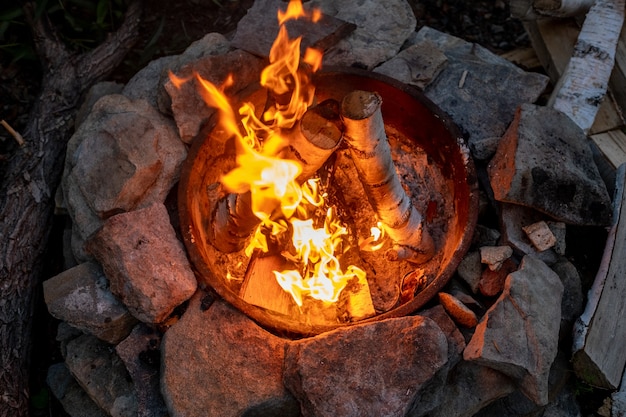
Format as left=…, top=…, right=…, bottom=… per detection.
left=0, top=2, right=142, bottom=415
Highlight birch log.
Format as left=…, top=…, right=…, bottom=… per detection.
left=341, top=90, right=435, bottom=264
left=209, top=191, right=258, bottom=253
left=284, top=99, right=343, bottom=182
left=548, top=0, right=625, bottom=133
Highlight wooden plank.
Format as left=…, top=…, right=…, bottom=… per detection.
left=240, top=251, right=296, bottom=315
left=572, top=164, right=626, bottom=389
left=499, top=47, right=542, bottom=71
left=590, top=129, right=626, bottom=169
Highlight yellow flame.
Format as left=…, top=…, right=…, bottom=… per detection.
left=359, top=223, right=386, bottom=252
left=173, top=0, right=364, bottom=308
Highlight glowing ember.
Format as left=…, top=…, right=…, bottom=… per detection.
left=174, top=0, right=369, bottom=307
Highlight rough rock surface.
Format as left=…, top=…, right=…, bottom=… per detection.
left=231, top=0, right=354, bottom=58
left=65, top=334, right=137, bottom=417
left=164, top=48, right=264, bottom=143
left=43, top=262, right=137, bottom=344
left=284, top=315, right=449, bottom=417
left=47, top=363, right=108, bottom=417
left=75, top=81, right=124, bottom=129
left=457, top=250, right=482, bottom=293
left=123, top=55, right=177, bottom=108
left=161, top=293, right=299, bottom=417
left=411, top=27, right=549, bottom=160
left=62, top=94, right=187, bottom=244
left=464, top=256, right=563, bottom=405
left=498, top=203, right=560, bottom=264
left=424, top=361, right=516, bottom=417
left=115, top=324, right=167, bottom=417
left=374, top=40, right=448, bottom=89
left=156, top=32, right=231, bottom=117
left=87, top=203, right=197, bottom=324
left=478, top=258, right=517, bottom=298
left=488, top=103, right=612, bottom=226
left=310, top=0, right=416, bottom=69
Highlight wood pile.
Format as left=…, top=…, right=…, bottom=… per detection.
left=506, top=0, right=626, bottom=169
left=506, top=0, right=626, bottom=389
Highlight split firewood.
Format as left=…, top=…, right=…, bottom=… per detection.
left=346, top=272, right=376, bottom=320
left=209, top=191, right=258, bottom=253
left=547, top=0, right=625, bottom=133
left=340, top=90, right=435, bottom=264
left=210, top=101, right=343, bottom=253
left=240, top=249, right=295, bottom=316
left=573, top=164, right=626, bottom=389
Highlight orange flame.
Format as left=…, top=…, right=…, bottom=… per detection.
left=173, top=0, right=367, bottom=308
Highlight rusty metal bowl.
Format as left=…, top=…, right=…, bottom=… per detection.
left=178, top=67, right=479, bottom=336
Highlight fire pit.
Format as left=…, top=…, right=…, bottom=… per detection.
left=178, top=67, right=478, bottom=335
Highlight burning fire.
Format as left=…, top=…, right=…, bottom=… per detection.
left=174, top=0, right=373, bottom=307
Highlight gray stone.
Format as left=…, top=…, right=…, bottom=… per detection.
left=421, top=361, right=516, bottom=417
left=421, top=305, right=466, bottom=362
left=284, top=315, right=448, bottom=417
left=476, top=351, right=576, bottom=417
left=156, top=32, right=231, bottom=115
left=543, top=383, right=582, bottom=417
left=63, top=94, right=187, bottom=240
left=56, top=322, right=83, bottom=359
left=43, top=262, right=137, bottom=344
left=551, top=259, right=584, bottom=337
left=464, top=256, right=563, bottom=405
left=47, top=362, right=108, bottom=417
left=548, top=221, right=567, bottom=256
left=457, top=250, right=482, bottom=293
left=472, top=224, right=501, bottom=248
left=75, top=81, right=124, bottom=128
left=310, top=0, right=416, bottom=69
left=115, top=324, right=167, bottom=417
left=479, top=245, right=513, bottom=271
left=374, top=40, right=448, bottom=89
left=412, top=26, right=549, bottom=160
left=165, top=49, right=264, bottom=143
left=123, top=55, right=177, bottom=108
left=65, top=334, right=137, bottom=417
left=161, top=292, right=298, bottom=417
left=87, top=203, right=197, bottom=324
left=498, top=203, right=560, bottom=265
left=231, top=0, right=354, bottom=58
left=488, top=103, right=612, bottom=226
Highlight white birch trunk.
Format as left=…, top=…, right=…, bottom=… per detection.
left=548, top=0, right=625, bottom=133
left=341, top=90, right=435, bottom=264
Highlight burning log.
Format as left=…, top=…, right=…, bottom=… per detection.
left=210, top=192, right=258, bottom=253
left=209, top=102, right=343, bottom=253
left=284, top=99, right=343, bottom=181
left=340, top=90, right=435, bottom=264
left=240, top=249, right=295, bottom=316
